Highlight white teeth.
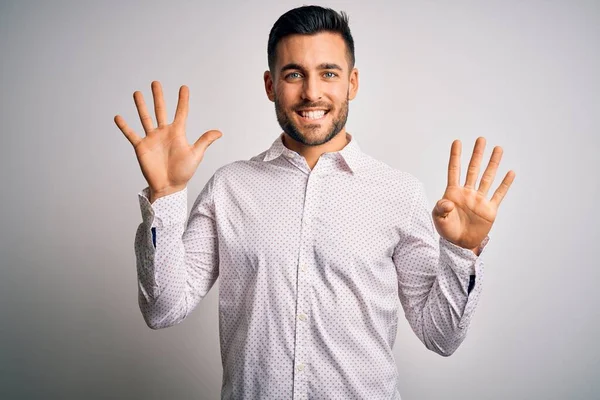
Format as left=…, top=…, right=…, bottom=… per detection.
left=299, top=110, right=326, bottom=119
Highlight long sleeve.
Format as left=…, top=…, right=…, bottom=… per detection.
left=134, top=172, right=220, bottom=330
left=392, top=180, right=490, bottom=356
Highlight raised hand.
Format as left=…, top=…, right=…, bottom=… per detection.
left=432, top=137, right=516, bottom=252
left=114, top=81, right=222, bottom=203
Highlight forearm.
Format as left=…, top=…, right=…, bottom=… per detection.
left=416, top=237, right=487, bottom=356
left=396, top=180, right=489, bottom=357
left=135, top=219, right=191, bottom=329
left=417, top=263, right=477, bottom=356
left=135, top=181, right=220, bottom=330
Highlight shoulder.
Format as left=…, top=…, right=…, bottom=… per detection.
left=209, top=153, right=269, bottom=190
left=358, top=152, right=422, bottom=189
left=213, top=154, right=266, bottom=177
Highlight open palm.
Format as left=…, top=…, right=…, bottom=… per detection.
left=432, top=137, right=516, bottom=251
left=114, top=81, right=222, bottom=200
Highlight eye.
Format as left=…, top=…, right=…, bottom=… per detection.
left=324, top=71, right=338, bottom=78
left=285, top=72, right=302, bottom=79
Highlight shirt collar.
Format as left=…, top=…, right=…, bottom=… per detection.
left=263, top=132, right=362, bottom=173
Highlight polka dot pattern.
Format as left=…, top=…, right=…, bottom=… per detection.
left=135, top=133, right=490, bottom=400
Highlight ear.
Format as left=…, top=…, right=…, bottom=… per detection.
left=348, top=68, right=359, bottom=101
left=264, top=70, right=275, bottom=102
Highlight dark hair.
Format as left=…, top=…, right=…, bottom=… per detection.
left=267, top=5, right=355, bottom=72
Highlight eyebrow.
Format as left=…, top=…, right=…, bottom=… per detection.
left=280, top=62, right=343, bottom=74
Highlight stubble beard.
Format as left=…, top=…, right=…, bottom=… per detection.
left=274, top=94, right=349, bottom=146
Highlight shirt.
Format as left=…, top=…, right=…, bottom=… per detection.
left=134, top=132, right=490, bottom=400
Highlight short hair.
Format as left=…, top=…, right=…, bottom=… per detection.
left=267, top=5, right=355, bottom=72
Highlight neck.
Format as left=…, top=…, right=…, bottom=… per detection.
left=281, top=130, right=351, bottom=170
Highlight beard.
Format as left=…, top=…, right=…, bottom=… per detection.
left=274, top=94, right=349, bottom=146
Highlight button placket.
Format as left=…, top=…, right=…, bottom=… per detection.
left=292, top=174, right=315, bottom=400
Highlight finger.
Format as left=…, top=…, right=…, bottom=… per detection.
left=490, top=170, right=516, bottom=208
left=447, top=139, right=461, bottom=187
left=478, top=146, right=503, bottom=196
left=133, top=90, right=154, bottom=134
left=465, top=137, right=486, bottom=189
left=193, top=130, right=223, bottom=157
left=173, top=85, right=189, bottom=126
left=114, top=115, right=142, bottom=147
left=151, top=81, right=168, bottom=128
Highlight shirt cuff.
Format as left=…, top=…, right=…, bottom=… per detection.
left=137, top=186, right=188, bottom=228
left=439, top=235, right=490, bottom=276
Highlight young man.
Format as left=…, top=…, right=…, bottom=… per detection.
left=114, top=5, right=515, bottom=399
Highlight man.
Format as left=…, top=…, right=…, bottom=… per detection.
left=114, top=5, right=515, bottom=400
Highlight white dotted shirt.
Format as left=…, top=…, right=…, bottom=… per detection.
left=135, top=133, right=490, bottom=400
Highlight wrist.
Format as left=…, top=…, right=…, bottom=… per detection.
left=149, top=185, right=186, bottom=204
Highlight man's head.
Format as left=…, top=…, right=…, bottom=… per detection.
left=264, top=6, right=359, bottom=147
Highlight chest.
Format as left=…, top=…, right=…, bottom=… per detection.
left=214, top=170, right=407, bottom=267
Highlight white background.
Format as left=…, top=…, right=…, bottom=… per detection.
left=1, top=0, right=598, bottom=398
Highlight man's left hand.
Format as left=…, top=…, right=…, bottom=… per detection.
left=432, top=137, right=516, bottom=251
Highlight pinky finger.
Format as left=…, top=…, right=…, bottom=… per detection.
left=114, top=115, right=142, bottom=147
left=490, top=170, right=516, bottom=208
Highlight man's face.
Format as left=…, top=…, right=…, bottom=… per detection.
left=264, top=31, right=359, bottom=146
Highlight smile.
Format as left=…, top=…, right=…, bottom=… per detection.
left=296, top=109, right=330, bottom=121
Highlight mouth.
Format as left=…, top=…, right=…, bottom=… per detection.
left=295, top=109, right=330, bottom=122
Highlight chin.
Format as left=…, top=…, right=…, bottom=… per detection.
left=300, top=129, right=337, bottom=146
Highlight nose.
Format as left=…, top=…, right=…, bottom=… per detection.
left=301, top=74, right=322, bottom=101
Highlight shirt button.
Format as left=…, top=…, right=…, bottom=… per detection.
left=301, top=264, right=307, bottom=272
left=298, top=313, right=307, bottom=321
left=297, top=363, right=305, bottom=371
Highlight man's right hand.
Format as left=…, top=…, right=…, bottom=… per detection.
left=114, top=81, right=222, bottom=203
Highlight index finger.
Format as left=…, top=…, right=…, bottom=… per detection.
left=447, top=139, right=461, bottom=187
left=173, top=85, right=189, bottom=125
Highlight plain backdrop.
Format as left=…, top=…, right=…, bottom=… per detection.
left=1, top=0, right=598, bottom=399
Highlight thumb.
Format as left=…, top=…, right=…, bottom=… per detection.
left=434, top=199, right=455, bottom=217
left=193, top=130, right=223, bottom=155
